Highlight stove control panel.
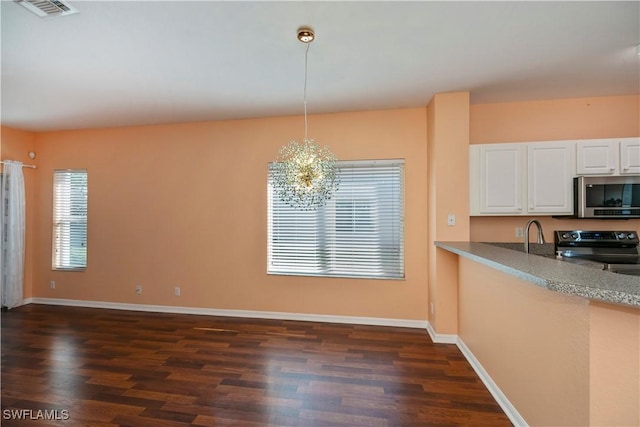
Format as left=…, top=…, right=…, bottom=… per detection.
left=555, top=230, right=639, bottom=247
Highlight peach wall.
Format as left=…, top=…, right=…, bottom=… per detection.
left=589, top=302, right=640, bottom=427
left=471, top=216, right=640, bottom=242
left=430, top=93, right=471, bottom=241
left=469, top=95, right=640, bottom=241
left=458, top=256, right=640, bottom=426
left=454, top=94, right=640, bottom=426
left=427, top=92, right=470, bottom=334
left=459, top=256, right=591, bottom=426
left=470, top=95, right=639, bottom=144
left=31, top=108, right=430, bottom=320
left=1, top=126, right=37, bottom=299
left=427, top=97, right=437, bottom=329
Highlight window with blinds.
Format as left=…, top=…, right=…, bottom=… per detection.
left=268, top=159, right=404, bottom=279
left=52, top=170, right=88, bottom=270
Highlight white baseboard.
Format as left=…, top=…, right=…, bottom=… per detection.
left=425, top=321, right=458, bottom=344
left=456, top=338, right=528, bottom=427
left=27, top=297, right=428, bottom=329
left=10, top=297, right=34, bottom=308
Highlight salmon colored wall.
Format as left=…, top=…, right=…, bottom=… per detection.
left=471, top=216, right=640, bottom=242
left=427, top=98, right=437, bottom=329
left=470, top=95, right=639, bottom=144
left=458, top=256, right=640, bottom=426
left=589, top=302, right=640, bottom=427
left=451, top=94, right=640, bottom=426
left=31, top=108, right=430, bottom=320
left=459, top=256, right=591, bottom=426
left=1, top=126, right=37, bottom=299
left=430, top=93, right=471, bottom=241
left=469, top=95, right=640, bottom=241
left=427, top=92, right=470, bottom=334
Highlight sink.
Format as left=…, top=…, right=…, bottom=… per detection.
left=484, top=242, right=555, bottom=257
left=484, top=242, right=609, bottom=270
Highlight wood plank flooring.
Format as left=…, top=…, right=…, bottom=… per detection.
left=1, top=304, right=511, bottom=426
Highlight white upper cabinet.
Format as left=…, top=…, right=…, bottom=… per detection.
left=527, top=142, right=575, bottom=214
left=470, top=141, right=575, bottom=216
left=471, top=137, right=639, bottom=216
left=478, top=144, right=525, bottom=214
left=576, top=139, right=617, bottom=175
left=577, top=138, right=640, bottom=175
left=620, top=138, right=640, bottom=175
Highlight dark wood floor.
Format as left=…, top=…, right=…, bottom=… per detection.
left=1, top=304, right=511, bottom=427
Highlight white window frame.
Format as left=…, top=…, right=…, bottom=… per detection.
left=52, top=169, right=88, bottom=271
left=267, top=159, right=405, bottom=280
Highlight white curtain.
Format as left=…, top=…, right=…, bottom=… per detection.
left=0, top=161, right=26, bottom=309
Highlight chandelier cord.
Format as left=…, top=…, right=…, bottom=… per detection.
left=272, top=27, right=339, bottom=211
left=303, top=42, right=310, bottom=141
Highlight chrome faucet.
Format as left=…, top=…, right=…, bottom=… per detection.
left=524, top=219, right=546, bottom=253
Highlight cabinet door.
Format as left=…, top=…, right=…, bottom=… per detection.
left=527, top=142, right=575, bottom=214
left=620, top=138, right=640, bottom=175
left=479, top=144, right=524, bottom=214
left=469, top=145, right=481, bottom=215
left=576, top=139, right=617, bottom=175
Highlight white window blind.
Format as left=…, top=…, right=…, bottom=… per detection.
left=52, top=170, right=87, bottom=270
left=268, top=160, right=404, bottom=279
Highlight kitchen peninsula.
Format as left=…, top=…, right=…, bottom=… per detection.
left=434, top=241, right=640, bottom=426
left=435, top=241, right=639, bottom=307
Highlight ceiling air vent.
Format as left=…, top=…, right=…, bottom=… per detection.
left=14, top=0, right=78, bottom=17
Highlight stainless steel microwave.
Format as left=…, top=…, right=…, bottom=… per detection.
left=575, top=176, right=640, bottom=218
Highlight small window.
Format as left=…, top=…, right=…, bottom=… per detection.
left=268, top=159, right=404, bottom=279
left=52, top=169, right=88, bottom=270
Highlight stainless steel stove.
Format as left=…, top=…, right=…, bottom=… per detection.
left=554, top=230, right=640, bottom=276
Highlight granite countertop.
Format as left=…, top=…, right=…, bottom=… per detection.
left=434, top=241, right=640, bottom=308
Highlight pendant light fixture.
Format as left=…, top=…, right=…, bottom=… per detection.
left=270, top=27, right=340, bottom=211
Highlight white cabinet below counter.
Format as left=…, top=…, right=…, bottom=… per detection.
left=576, top=138, right=640, bottom=175
left=470, top=141, right=575, bottom=216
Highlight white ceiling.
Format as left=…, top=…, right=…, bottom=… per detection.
left=1, top=1, right=639, bottom=132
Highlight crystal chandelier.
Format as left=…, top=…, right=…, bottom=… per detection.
left=271, top=27, right=339, bottom=211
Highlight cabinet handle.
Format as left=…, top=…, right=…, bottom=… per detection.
left=530, top=206, right=534, bottom=210
left=610, top=167, right=615, bottom=171
left=623, top=166, right=630, bottom=170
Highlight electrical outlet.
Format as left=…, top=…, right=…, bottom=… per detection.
left=515, top=227, right=524, bottom=238
left=174, top=286, right=181, bottom=296
left=50, top=280, right=56, bottom=289
left=135, top=285, right=142, bottom=295
left=447, top=213, right=456, bottom=226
